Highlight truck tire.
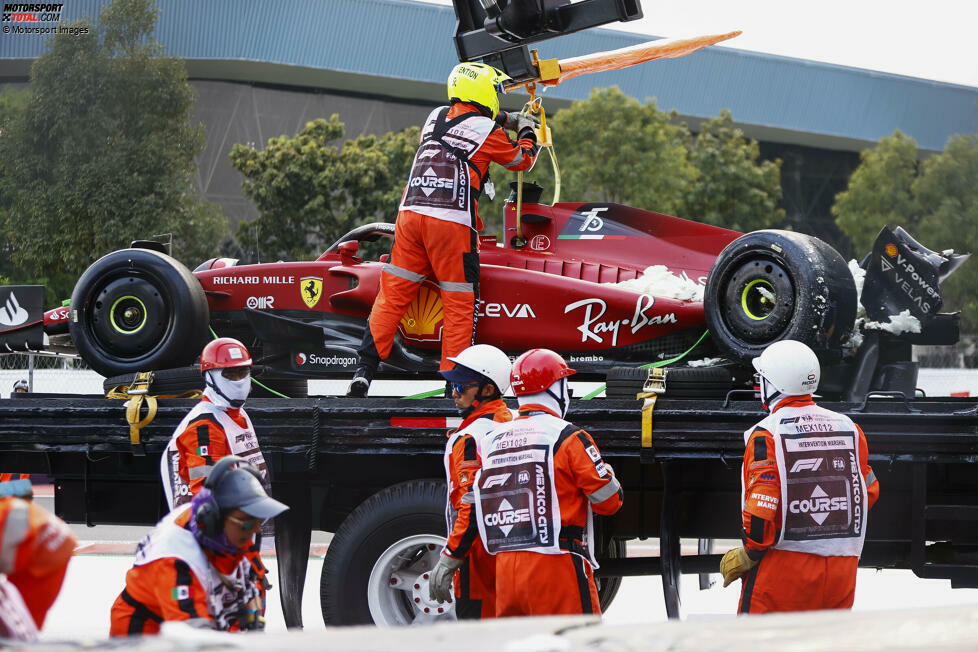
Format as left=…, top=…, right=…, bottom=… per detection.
left=70, top=248, right=209, bottom=377
left=597, top=537, right=626, bottom=613
left=321, top=480, right=451, bottom=626
left=704, top=230, right=856, bottom=362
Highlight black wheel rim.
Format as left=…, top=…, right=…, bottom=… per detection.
left=719, top=257, right=795, bottom=344
left=88, top=274, right=171, bottom=359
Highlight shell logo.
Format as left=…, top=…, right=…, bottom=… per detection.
left=885, top=243, right=898, bottom=257
left=400, top=284, right=444, bottom=340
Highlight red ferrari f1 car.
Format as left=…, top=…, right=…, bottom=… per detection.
left=2, top=184, right=967, bottom=400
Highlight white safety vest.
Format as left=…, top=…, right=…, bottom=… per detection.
left=133, top=505, right=258, bottom=629
left=745, top=404, right=869, bottom=557
left=475, top=413, right=597, bottom=567
left=443, top=409, right=516, bottom=534
left=161, top=402, right=268, bottom=510
left=399, top=106, right=496, bottom=228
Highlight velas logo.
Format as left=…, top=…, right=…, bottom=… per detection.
left=295, top=353, right=307, bottom=365
left=2, top=3, right=63, bottom=22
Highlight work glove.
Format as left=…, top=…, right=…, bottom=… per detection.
left=499, top=110, right=540, bottom=132
left=720, top=546, right=758, bottom=587
left=428, top=553, right=464, bottom=604
left=239, top=609, right=266, bottom=631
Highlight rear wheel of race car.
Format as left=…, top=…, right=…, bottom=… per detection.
left=321, top=480, right=452, bottom=626
left=70, top=248, right=209, bottom=377
left=704, top=230, right=856, bottom=362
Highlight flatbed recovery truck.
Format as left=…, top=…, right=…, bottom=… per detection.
left=1, top=390, right=976, bottom=626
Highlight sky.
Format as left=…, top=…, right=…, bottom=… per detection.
left=421, top=0, right=978, bottom=88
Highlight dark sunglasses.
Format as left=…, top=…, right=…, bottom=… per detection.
left=226, top=514, right=267, bottom=531
left=451, top=381, right=480, bottom=394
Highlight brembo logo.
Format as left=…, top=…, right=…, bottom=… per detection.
left=411, top=167, right=454, bottom=197
left=789, top=485, right=848, bottom=525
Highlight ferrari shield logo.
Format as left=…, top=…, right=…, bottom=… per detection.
left=300, top=276, right=323, bottom=308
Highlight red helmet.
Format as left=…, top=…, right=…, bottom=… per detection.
left=510, top=349, right=576, bottom=396
left=200, top=337, right=252, bottom=372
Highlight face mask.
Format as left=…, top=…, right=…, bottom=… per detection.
left=544, top=378, right=570, bottom=418
left=205, top=369, right=251, bottom=408
left=759, top=375, right=783, bottom=413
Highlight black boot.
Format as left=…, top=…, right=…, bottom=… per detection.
left=346, top=364, right=375, bottom=397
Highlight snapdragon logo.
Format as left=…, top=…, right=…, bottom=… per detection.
left=294, top=353, right=357, bottom=367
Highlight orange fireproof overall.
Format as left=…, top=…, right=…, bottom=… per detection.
left=358, top=102, right=538, bottom=371
left=738, top=396, right=880, bottom=613
left=493, top=406, right=623, bottom=616
left=443, top=398, right=512, bottom=618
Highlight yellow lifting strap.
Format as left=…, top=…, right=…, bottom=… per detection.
left=105, top=371, right=202, bottom=449
left=639, top=394, right=657, bottom=448
left=637, top=368, right=666, bottom=448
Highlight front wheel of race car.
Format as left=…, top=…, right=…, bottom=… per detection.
left=704, top=230, right=856, bottom=362
left=69, top=248, right=209, bottom=378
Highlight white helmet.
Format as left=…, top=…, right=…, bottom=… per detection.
left=442, top=344, right=512, bottom=394
left=752, top=340, right=820, bottom=396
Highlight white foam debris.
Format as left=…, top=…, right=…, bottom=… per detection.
left=848, top=259, right=866, bottom=313
left=864, top=309, right=922, bottom=335
left=687, top=357, right=724, bottom=368
left=612, top=265, right=705, bottom=302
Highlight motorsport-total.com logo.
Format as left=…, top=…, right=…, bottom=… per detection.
left=2, top=3, right=64, bottom=22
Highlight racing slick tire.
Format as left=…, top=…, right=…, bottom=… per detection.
left=102, top=366, right=204, bottom=395
left=321, top=480, right=448, bottom=626
left=70, top=248, right=209, bottom=377
left=704, top=230, right=856, bottom=362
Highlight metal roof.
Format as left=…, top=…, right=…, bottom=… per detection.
left=1, top=0, right=975, bottom=151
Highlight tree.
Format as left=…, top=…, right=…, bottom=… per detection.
left=832, top=131, right=978, bottom=330
left=914, top=134, right=978, bottom=328
left=548, top=86, right=697, bottom=215
left=478, top=89, right=783, bottom=237
left=229, top=116, right=419, bottom=261
left=682, top=110, right=784, bottom=232
left=831, top=131, right=919, bottom=253
left=0, top=0, right=226, bottom=298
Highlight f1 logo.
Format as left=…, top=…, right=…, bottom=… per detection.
left=790, top=458, right=823, bottom=473
left=481, top=473, right=511, bottom=489
left=578, top=207, right=607, bottom=232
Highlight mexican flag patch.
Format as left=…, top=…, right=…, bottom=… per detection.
left=195, top=446, right=209, bottom=456
left=171, top=586, right=190, bottom=600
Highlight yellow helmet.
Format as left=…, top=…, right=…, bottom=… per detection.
left=447, top=62, right=511, bottom=119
